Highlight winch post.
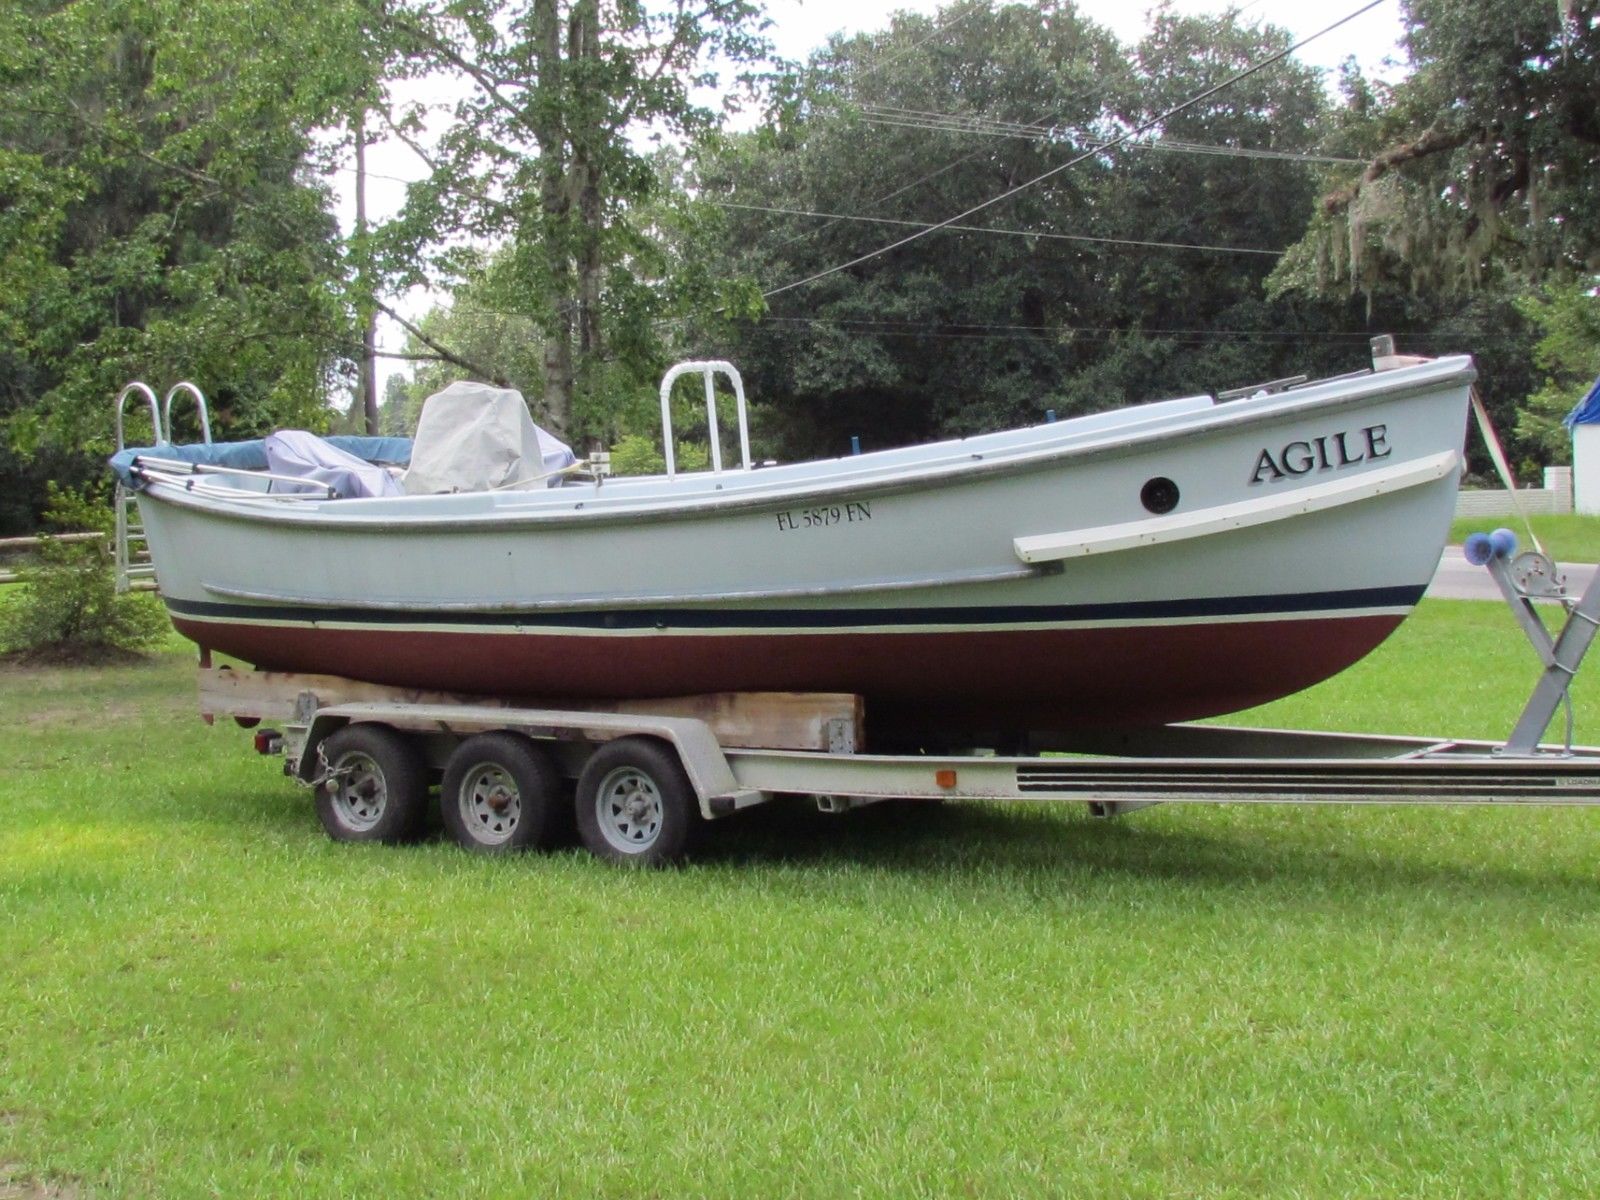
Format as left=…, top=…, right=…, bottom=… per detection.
left=1482, top=554, right=1561, bottom=669
left=1483, top=553, right=1600, bottom=755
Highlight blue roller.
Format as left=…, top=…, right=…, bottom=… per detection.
left=1490, top=527, right=1518, bottom=559
left=1463, top=532, right=1494, bottom=566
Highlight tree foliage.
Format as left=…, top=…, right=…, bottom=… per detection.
left=685, top=2, right=1384, bottom=458
left=377, top=253, right=550, bottom=436
left=0, top=0, right=380, bottom=531
left=607, top=432, right=709, bottom=475
left=2, top=0, right=1590, bottom=529
left=1274, top=0, right=1599, bottom=300
left=1515, top=285, right=1600, bottom=462
left=373, top=0, right=774, bottom=438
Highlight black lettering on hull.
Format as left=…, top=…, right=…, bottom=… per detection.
left=1249, top=423, right=1393, bottom=485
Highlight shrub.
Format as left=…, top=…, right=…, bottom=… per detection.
left=0, top=485, right=169, bottom=662
left=607, top=434, right=711, bottom=476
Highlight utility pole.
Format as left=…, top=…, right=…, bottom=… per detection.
left=355, top=111, right=379, bottom=435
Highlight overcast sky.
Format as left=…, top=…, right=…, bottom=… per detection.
left=351, top=0, right=1410, bottom=400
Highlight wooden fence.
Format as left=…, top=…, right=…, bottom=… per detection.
left=0, top=532, right=107, bottom=586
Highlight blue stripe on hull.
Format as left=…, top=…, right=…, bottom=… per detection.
left=163, top=584, right=1426, bottom=631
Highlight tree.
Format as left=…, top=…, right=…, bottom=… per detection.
left=373, top=0, right=773, bottom=440
left=1263, top=0, right=1596, bottom=473
left=377, top=252, right=549, bottom=435
left=0, top=0, right=376, bottom=530
left=1274, top=0, right=1599, bottom=299
left=685, top=1, right=1358, bottom=459
left=1515, top=284, right=1600, bottom=463
left=379, top=242, right=738, bottom=463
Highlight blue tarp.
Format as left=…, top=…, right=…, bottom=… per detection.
left=108, top=435, right=412, bottom=487
left=1563, top=375, right=1600, bottom=428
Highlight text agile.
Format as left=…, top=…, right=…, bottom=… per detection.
left=1249, top=424, right=1390, bottom=485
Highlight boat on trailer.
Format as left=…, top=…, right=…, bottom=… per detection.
left=112, top=342, right=1474, bottom=742
left=190, top=522, right=1600, bottom=866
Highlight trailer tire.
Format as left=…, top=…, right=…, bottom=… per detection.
left=576, top=738, right=701, bottom=866
left=315, top=724, right=429, bottom=844
left=441, top=733, right=560, bottom=854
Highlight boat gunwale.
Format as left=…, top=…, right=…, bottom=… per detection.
left=133, top=357, right=1475, bottom=534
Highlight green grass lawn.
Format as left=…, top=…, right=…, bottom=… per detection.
left=1451, top=513, right=1600, bottom=562
left=3, top=602, right=1600, bottom=1197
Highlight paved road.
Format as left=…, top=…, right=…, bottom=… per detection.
left=1427, top=545, right=1598, bottom=601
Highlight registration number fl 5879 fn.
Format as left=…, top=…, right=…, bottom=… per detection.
left=775, top=501, right=873, bottom=532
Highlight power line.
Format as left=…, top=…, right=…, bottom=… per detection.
left=758, top=12, right=1158, bottom=254
left=762, top=78, right=1120, bottom=255
left=716, top=200, right=1284, bottom=256
left=1143, top=138, right=1364, bottom=166
left=757, top=0, right=1276, bottom=257
left=871, top=103, right=1046, bottom=129
left=854, top=107, right=1366, bottom=165
left=763, top=0, right=1389, bottom=300
left=860, top=104, right=1069, bottom=140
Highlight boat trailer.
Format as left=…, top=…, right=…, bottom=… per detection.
left=193, top=527, right=1600, bottom=864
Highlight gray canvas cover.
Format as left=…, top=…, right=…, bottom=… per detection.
left=404, top=381, right=576, bottom=495
left=264, top=430, right=405, bottom=499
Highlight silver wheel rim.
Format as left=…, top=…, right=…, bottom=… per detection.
left=594, top=766, right=664, bottom=853
left=459, top=761, right=520, bottom=845
left=331, top=752, right=386, bottom=831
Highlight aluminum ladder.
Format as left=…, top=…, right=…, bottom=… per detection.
left=114, top=381, right=211, bottom=593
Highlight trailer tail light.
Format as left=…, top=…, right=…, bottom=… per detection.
left=935, top=769, right=958, bottom=790
left=253, top=729, right=284, bottom=755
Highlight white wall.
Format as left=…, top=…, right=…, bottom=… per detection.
left=1454, top=466, right=1573, bottom=519
left=1575, top=425, right=1600, bottom=514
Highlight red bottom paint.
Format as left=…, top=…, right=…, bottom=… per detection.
left=173, top=613, right=1406, bottom=738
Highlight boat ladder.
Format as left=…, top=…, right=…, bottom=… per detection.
left=657, top=360, right=751, bottom=479
left=114, top=380, right=212, bottom=593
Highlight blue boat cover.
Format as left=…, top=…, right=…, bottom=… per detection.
left=109, top=435, right=412, bottom=487
left=1563, top=375, right=1600, bottom=428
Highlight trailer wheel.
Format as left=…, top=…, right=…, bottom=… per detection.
left=440, top=733, right=560, bottom=854
left=576, top=738, right=701, bottom=866
left=315, top=724, right=428, bottom=844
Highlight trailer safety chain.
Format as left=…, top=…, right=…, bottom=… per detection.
left=305, top=740, right=338, bottom=792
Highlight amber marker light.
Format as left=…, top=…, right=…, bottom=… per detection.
left=935, top=769, right=958, bottom=790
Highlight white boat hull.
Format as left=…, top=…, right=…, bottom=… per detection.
left=133, top=357, right=1475, bottom=738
